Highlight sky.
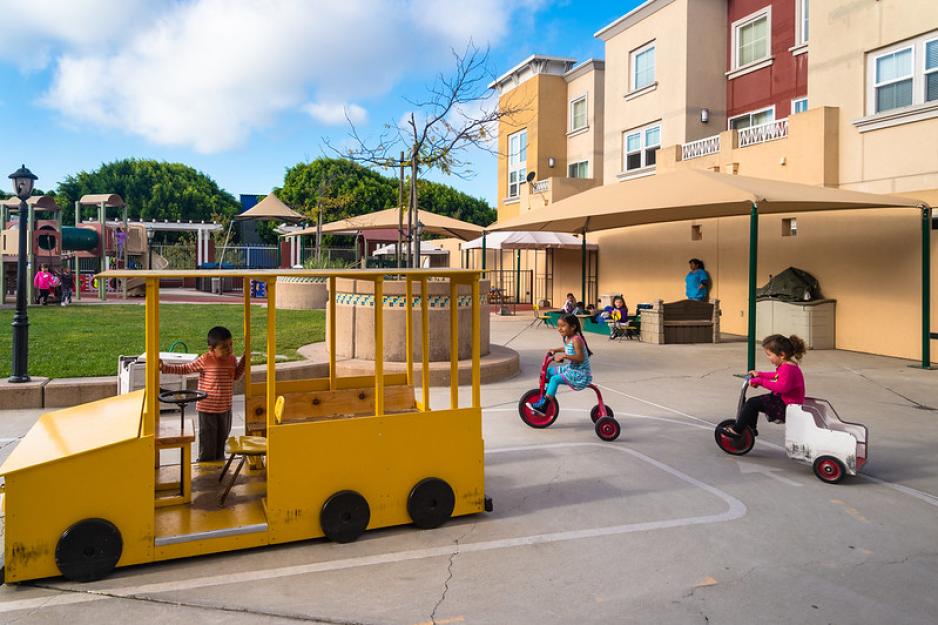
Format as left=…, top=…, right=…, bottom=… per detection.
left=0, top=1, right=641, bottom=206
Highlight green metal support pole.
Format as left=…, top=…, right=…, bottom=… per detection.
left=747, top=202, right=759, bottom=373
left=481, top=233, right=487, bottom=274
left=921, top=204, right=932, bottom=369
left=515, top=249, right=521, bottom=305
left=581, top=231, right=587, bottom=304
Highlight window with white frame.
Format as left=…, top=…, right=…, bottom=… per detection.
left=507, top=129, right=527, bottom=199
left=570, top=96, right=587, bottom=132
left=927, top=38, right=938, bottom=102
left=792, top=98, right=808, bottom=114
left=729, top=106, right=775, bottom=130
left=796, top=0, right=809, bottom=46
left=874, top=47, right=914, bottom=113
left=623, top=123, right=661, bottom=171
left=568, top=161, right=589, bottom=179
left=733, top=8, right=771, bottom=69
left=631, top=42, right=656, bottom=91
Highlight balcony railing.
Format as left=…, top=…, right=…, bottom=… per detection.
left=738, top=118, right=789, bottom=148
left=531, top=179, right=550, bottom=193
left=681, top=134, right=721, bottom=161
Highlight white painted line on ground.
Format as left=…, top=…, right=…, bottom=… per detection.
left=736, top=460, right=803, bottom=487
left=0, top=443, right=746, bottom=615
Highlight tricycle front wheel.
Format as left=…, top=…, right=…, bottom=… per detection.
left=518, top=389, right=559, bottom=428
left=714, top=419, right=755, bottom=455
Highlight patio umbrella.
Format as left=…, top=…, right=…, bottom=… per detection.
left=489, top=169, right=929, bottom=370
left=293, top=207, right=483, bottom=241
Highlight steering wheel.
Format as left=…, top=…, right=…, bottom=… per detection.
left=158, top=389, right=208, bottom=406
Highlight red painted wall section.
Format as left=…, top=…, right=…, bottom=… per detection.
left=726, top=0, right=807, bottom=123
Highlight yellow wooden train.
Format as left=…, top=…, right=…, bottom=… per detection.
left=0, top=268, right=488, bottom=583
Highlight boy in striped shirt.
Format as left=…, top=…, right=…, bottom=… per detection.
left=160, top=326, right=247, bottom=462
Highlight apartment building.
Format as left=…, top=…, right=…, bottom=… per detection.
left=491, top=0, right=937, bottom=361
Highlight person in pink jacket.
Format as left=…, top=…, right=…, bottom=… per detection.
left=33, top=264, right=55, bottom=305
left=725, top=334, right=806, bottom=438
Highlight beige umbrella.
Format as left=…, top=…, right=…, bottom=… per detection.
left=488, top=168, right=929, bottom=370
left=234, top=193, right=305, bottom=223
left=293, top=207, right=484, bottom=241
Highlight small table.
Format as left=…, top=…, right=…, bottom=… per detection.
left=157, top=389, right=207, bottom=506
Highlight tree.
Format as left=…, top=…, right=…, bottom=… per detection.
left=55, top=159, right=239, bottom=226
left=277, top=158, right=396, bottom=221
left=327, top=42, right=523, bottom=267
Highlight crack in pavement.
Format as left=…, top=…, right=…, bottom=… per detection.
left=841, top=367, right=935, bottom=411
left=428, top=524, right=479, bottom=625
left=26, top=582, right=377, bottom=625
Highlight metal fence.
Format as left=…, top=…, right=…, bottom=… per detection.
left=483, top=269, right=533, bottom=305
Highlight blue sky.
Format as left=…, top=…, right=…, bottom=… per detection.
left=0, top=1, right=640, bottom=206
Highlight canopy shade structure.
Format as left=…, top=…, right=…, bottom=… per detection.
left=461, top=230, right=598, bottom=251
left=79, top=194, right=124, bottom=207
left=2, top=195, right=59, bottom=211
left=293, top=207, right=484, bottom=241
left=234, top=193, right=305, bottom=223
left=488, top=169, right=931, bottom=370
left=373, top=241, right=447, bottom=256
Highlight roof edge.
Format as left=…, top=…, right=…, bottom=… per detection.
left=594, top=0, right=676, bottom=41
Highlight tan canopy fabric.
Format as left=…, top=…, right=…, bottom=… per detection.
left=461, top=230, right=597, bottom=250
left=489, top=169, right=924, bottom=233
left=79, top=194, right=125, bottom=207
left=2, top=195, right=60, bottom=211
left=293, top=207, right=484, bottom=241
left=234, top=193, right=305, bottom=223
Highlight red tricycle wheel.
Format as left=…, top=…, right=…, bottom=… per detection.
left=518, top=389, right=559, bottom=428
left=813, top=456, right=845, bottom=484
left=714, top=419, right=755, bottom=455
left=594, top=416, right=621, bottom=442
left=590, top=404, right=615, bottom=423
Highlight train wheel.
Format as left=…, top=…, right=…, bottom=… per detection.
left=595, top=416, right=621, bottom=441
left=320, top=490, right=370, bottom=543
left=55, top=518, right=123, bottom=582
left=714, top=419, right=755, bottom=455
left=518, top=389, right=559, bottom=428
left=590, top=404, right=615, bottom=423
left=813, top=456, right=845, bottom=484
left=407, top=478, right=455, bottom=529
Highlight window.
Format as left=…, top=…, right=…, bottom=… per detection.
left=631, top=42, right=656, bottom=91
left=691, top=225, right=702, bottom=241
left=927, top=39, right=938, bottom=102
left=874, top=47, right=914, bottom=113
left=507, top=129, right=527, bottom=199
left=792, top=98, right=808, bottom=114
left=734, top=9, right=771, bottom=68
left=570, top=96, right=587, bottom=132
left=729, top=107, right=775, bottom=130
left=623, top=123, right=661, bottom=171
left=797, top=0, right=809, bottom=45
left=568, top=161, right=589, bottom=179
left=782, top=218, right=798, bottom=237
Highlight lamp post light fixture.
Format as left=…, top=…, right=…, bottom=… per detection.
left=146, top=227, right=155, bottom=270
left=8, top=164, right=38, bottom=383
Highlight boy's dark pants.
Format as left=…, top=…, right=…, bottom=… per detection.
left=198, top=410, right=232, bottom=461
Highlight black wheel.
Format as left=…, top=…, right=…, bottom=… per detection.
left=595, top=416, right=621, bottom=442
left=714, top=419, right=755, bottom=455
left=320, top=490, right=370, bottom=543
left=813, top=456, right=846, bottom=484
left=407, top=477, right=455, bottom=529
left=55, top=518, right=123, bottom=582
left=518, top=388, right=559, bottom=428
left=590, top=404, right=615, bottom=423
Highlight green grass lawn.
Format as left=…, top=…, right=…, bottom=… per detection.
left=0, top=304, right=324, bottom=379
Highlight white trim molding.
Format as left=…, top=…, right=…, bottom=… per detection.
left=731, top=5, right=772, bottom=71
left=625, top=82, right=658, bottom=101
left=726, top=56, right=774, bottom=80
left=853, top=100, right=938, bottom=133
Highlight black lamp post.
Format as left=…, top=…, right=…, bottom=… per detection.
left=8, top=164, right=37, bottom=383
left=146, top=227, right=155, bottom=269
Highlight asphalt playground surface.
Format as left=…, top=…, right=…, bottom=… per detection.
left=1, top=315, right=937, bottom=624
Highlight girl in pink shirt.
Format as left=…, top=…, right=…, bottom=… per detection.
left=725, top=334, right=806, bottom=438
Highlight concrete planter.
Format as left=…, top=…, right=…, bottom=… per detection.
left=276, top=276, right=328, bottom=309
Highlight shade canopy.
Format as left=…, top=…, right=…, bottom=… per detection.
left=293, top=207, right=484, bottom=241
left=489, top=169, right=923, bottom=234
left=373, top=241, right=448, bottom=256
left=235, top=193, right=305, bottom=223
left=79, top=194, right=124, bottom=207
left=461, top=230, right=598, bottom=250
left=2, top=195, right=60, bottom=211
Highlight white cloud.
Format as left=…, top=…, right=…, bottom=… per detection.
left=303, top=101, right=367, bottom=126
left=7, top=0, right=545, bottom=153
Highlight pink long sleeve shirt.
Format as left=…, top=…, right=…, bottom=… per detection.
left=33, top=270, right=55, bottom=290
left=751, top=362, right=805, bottom=405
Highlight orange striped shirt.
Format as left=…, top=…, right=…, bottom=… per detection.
left=162, top=352, right=246, bottom=413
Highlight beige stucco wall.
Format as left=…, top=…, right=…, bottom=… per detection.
left=565, top=67, right=605, bottom=182
left=809, top=0, right=938, bottom=194
left=602, top=0, right=689, bottom=183
left=683, top=0, right=728, bottom=139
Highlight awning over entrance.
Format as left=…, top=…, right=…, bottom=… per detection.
left=488, top=169, right=931, bottom=370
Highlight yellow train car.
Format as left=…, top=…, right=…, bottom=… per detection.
left=0, top=269, right=488, bottom=583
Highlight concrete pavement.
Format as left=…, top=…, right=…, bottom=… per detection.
left=1, top=315, right=937, bottom=624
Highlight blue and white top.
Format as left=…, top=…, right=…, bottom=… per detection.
left=556, top=335, right=592, bottom=391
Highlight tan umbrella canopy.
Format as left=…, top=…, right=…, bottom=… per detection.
left=489, top=169, right=922, bottom=233
left=461, top=230, right=597, bottom=250
left=2, top=195, right=60, bottom=211
left=294, top=207, right=484, bottom=241
left=489, top=168, right=931, bottom=369
left=235, top=193, right=305, bottom=223
left=79, top=194, right=124, bottom=207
